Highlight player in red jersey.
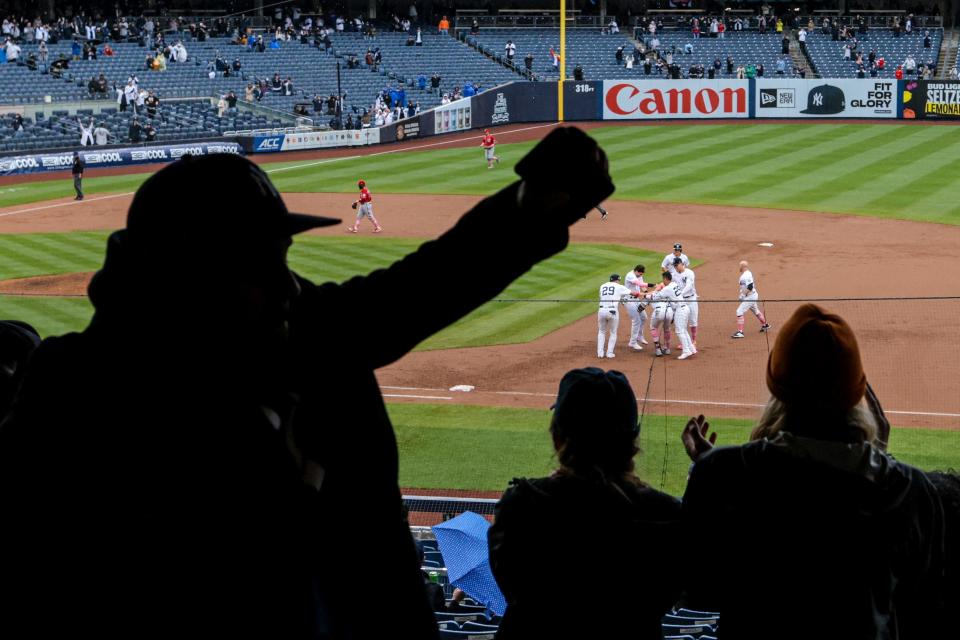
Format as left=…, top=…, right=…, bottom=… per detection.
left=480, top=129, right=501, bottom=169
left=348, top=179, right=382, bottom=233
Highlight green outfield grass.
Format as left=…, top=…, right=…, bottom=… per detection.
left=2, top=124, right=960, bottom=223
left=0, top=233, right=662, bottom=346
left=389, top=404, right=960, bottom=496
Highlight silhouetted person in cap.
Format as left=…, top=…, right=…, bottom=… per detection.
left=489, top=367, right=682, bottom=640
left=0, top=128, right=613, bottom=639
left=680, top=304, right=944, bottom=640
left=0, top=320, right=40, bottom=420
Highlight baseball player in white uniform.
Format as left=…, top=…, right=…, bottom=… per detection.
left=645, top=271, right=677, bottom=356
left=673, top=258, right=699, bottom=347
left=597, top=274, right=642, bottom=359
left=732, top=260, right=770, bottom=338
left=624, top=264, right=651, bottom=350
left=660, top=243, right=690, bottom=280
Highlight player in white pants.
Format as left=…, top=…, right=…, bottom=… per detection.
left=625, top=264, right=651, bottom=350
left=645, top=271, right=677, bottom=356
left=732, top=260, right=770, bottom=338
left=673, top=300, right=696, bottom=360
left=673, top=258, right=699, bottom=347
left=597, top=274, right=641, bottom=359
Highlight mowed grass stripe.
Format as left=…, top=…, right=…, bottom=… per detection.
left=0, top=296, right=93, bottom=336
left=772, top=125, right=938, bottom=210
left=2, top=124, right=960, bottom=224
left=2, top=234, right=661, bottom=350
left=389, top=404, right=960, bottom=495
left=639, top=123, right=867, bottom=200
left=0, top=232, right=108, bottom=279
left=692, top=123, right=908, bottom=205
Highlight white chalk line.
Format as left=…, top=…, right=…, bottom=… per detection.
left=0, top=191, right=134, bottom=218
left=384, top=393, right=453, bottom=400
left=0, top=122, right=559, bottom=219
left=380, top=386, right=960, bottom=418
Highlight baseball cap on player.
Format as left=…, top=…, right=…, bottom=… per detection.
left=126, top=154, right=341, bottom=250
left=673, top=243, right=682, bottom=251
left=609, top=274, right=620, bottom=282
left=358, top=179, right=366, bottom=187
left=766, top=303, right=866, bottom=412
left=550, top=367, right=640, bottom=438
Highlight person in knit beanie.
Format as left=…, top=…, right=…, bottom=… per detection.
left=679, top=304, right=944, bottom=640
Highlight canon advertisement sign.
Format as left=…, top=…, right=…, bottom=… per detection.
left=602, top=80, right=749, bottom=120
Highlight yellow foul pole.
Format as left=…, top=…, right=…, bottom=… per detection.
left=558, top=0, right=565, bottom=121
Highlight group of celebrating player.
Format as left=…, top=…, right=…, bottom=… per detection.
left=598, top=243, right=771, bottom=361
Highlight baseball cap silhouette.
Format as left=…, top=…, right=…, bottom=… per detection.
left=800, top=84, right=845, bottom=115
left=551, top=367, right=640, bottom=438
left=126, top=154, right=340, bottom=250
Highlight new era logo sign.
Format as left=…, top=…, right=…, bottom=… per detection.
left=760, top=88, right=795, bottom=108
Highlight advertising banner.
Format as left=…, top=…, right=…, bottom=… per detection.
left=602, top=79, right=749, bottom=120
left=433, top=97, right=472, bottom=134
left=252, top=134, right=285, bottom=153
left=902, top=80, right=960, bottom=120
left=755, top=79, right=897, bottom=118
left=472, top=82, right=560, bottom=127
left=394, top=115, right=422, bottom=141
left=279, top=128, right=380, bottom=151
left=0, top=141, right=243, bottom=176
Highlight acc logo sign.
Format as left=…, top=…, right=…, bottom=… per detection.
left=604, top=82, right=748, bottom=119
left=255, top=136, right=284, bottom=152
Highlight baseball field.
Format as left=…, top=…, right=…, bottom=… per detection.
left=1, top=121, right=959, bottom=498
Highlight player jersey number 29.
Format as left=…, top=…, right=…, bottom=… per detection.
left=601, top=286, right=617, bottom=296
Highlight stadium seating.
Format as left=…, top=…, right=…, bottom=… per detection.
left=466, top=29, right=794, bottom=80
left=804, top=28, right=942, bottom=78
left=0, top=101, right=278, bottom=152
left=0, top=30, right=517, bottom=118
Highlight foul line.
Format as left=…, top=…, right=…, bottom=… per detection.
left=0, top=192, right=134, bottom=218
left=384, top=393, right=453, bottom=401
left=380, top=385, right=960, bottom=418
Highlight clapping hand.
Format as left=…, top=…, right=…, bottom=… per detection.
left=682, top=414, right=717, bottom=462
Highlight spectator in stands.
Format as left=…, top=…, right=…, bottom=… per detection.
left=692, top=17, right=700, bottom=39
left=415, top=27, right=422, bottom=46
left=271, top=72, right=282, bottom=92
left=524, top=53, right=533, bottom=72
left=143, top=122, right=156, bottom=142
left=950, top=65, right=959, bottom=80
left=681, top=303, right=944, bottom=640
left=0, top=320, right=40, bottom=421
left=225, top=91, right=238, bottom=110
left=781, top=33, right=790, bottom=55
left=430, top=72, right=441, bottom=95
left=573, top=64, right=584, bottom=81
left=505, top=40, right=516, bottom=63
left=94, top=122, right=109, bottom=146
left=405, top=33, right=415, bottom=46
left=282, top=78, right=293, bottom=96
left=128, top=118, right=142, bottom=143
left=608, top=17, right=619, bottom=34
left=904, top=55, right=917, bottom=75
left=927, top=471, right=959, bottom=616
left=877, top=55, right=886, bottom=71
left=776, top=56, right=787, bottom=76
left=924, top=31, right=932, bottom=49
left=726, top=55, right=734, bottom=75
left=462, top=83, right=476, bottom=98
left=345, top=114, right=354, bottom=129
left=103, top=43, right=114, bottom=57
left=71, top=39, right=82, bottom=61
left=490, top=367, right=682, bottom=639
left=37, top=40, right=48, bottom=71
left=217, top=95, right=227, bottom=117
left=470, top=19, right=479, bottom=35
left=5, top=39, right=19, bottom=63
